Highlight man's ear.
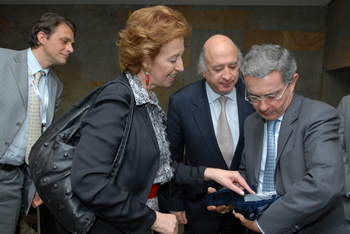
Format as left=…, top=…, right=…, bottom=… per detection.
left=37, top=31, right=47, bottom=46
left=289, top=73, right=299, bottom=92
left=200, top=65, right=206, bottom=78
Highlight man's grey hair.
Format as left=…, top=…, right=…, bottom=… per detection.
left=240, top=44, right=297, bottom=84
left=197, top=46, right=243, bottom=75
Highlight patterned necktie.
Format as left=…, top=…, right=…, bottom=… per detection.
left=262, top=120, right=278, bottom=192
left=25, top=71, right=43, bottom=165
left=217, top=96, right=234, bottom=167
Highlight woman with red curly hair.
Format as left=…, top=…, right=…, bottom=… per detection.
left=63, top=5, right=252, bottom=234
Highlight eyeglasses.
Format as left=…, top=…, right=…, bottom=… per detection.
left=245, top=82, right=290, bottom=104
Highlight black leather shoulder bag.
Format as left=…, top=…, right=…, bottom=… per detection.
left=29, top=77, right=134, bottom=234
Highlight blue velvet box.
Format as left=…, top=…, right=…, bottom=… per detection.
left=205, top=187, right=279, bottom=220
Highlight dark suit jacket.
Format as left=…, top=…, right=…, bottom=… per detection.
left=70, top=74, right=207, bottom=234
left=166, top=78, right=254, bottom=233
left=239, top=94, right=348, bottom=234
left=0, top=48, right=63, bottom=213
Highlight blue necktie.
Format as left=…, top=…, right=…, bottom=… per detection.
left=262, top=120, right=277, bottom=192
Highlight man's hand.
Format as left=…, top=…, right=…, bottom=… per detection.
left=233, top=211, right=261, bottom=233
left=171, top=211, right=188, bottom=224
left=32, top=192, right=43, bottom=208
left=206, top=187, right=234, bottom=214
left=151, top=211, right=178, bottom=234
left=204, top=168, right=255, bottom=196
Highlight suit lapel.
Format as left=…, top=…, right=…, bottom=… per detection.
left=10, top=49, right=59, bottom=126
left=233, top=79, right=254, bottom=169
left=253, top=115, right=265, bottom=183
left=192, top=81, right=227, bottom=168
left=276, top=94, right=300, bottom=162
left=139, top=105, right=160, bottom=153
left=236, top=80, right=253, bottom=135
left=11, top=50, right=28, bottom=109
left=47, top=72, right=57, bottom=124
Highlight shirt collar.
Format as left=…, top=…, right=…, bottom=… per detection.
left=265, top=114, right=284, bottom=123
left=205, top=81, right=236, bottom=104
left=27, top=48, right=50, bottom=76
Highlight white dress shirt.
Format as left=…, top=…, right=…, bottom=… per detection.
left=205, top=82, right=239, bottom=155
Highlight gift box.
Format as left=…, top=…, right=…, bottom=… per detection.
left=205, top=187, right=279, bottom=220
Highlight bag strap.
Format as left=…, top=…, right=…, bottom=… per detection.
left=107, top=78, right=135, bottom=179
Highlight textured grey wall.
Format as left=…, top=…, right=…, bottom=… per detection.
left=0, top=4, right=339, bottom=118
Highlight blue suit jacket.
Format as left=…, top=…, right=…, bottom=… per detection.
left=166, top=78, right=254, bottom=232
left=70, top=74, right=207, bottom=233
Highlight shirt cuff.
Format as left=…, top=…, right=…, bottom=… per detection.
left=346, top=192, right=350, bottom=199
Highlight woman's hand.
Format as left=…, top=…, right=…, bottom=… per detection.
left=204, top=168, right=255, bottom=196
left=151, top=211, right=178, bottom=234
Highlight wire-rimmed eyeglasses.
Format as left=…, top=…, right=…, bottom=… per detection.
left=245, top=82, right=290, bottom=104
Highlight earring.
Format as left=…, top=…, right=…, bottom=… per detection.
left=145, top=66, right=149, bottom=85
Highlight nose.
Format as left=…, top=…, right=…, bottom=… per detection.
left=258, top=99, right=269, bottom=112
left=176, top=57, right=184, bottom=72
left=66, top=43, right=74, bottom=53
left=222, top=67, right=232, bottom=80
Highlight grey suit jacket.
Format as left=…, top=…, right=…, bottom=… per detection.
left=337, top=95, right=350, bottom=225
left=239, top=94, right=348, bottom=233
left=0, top=48, right=63, bottom=212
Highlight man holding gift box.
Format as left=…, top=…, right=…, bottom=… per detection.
left=234, top=44, right=348, bottom=233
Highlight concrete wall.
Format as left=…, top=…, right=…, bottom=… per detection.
left=322, top=0, right=350, bottom=107
left=0, top=4, right=334, bottom=117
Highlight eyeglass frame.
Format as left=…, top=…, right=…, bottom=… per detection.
left=245, top=81, right=290, bottom=104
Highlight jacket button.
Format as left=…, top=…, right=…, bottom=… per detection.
left=16, top=122, right=21, bottom=127
left=5, top=142, right=10, bottom=147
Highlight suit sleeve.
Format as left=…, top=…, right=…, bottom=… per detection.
left=71, top=83, right=156, bottom=233
left=337, top=96, right=350, bottom=195
left=54, top=80, right=63, bottom=115
left=258, top=104, right=344, bottom=233
left=167, top=93, right=187, bottom=211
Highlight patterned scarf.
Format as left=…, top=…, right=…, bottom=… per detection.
left=126, top=72, right=174, bottom=210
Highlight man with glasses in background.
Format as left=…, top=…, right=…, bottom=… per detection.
left=233, top=44, right=348, bottom=233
